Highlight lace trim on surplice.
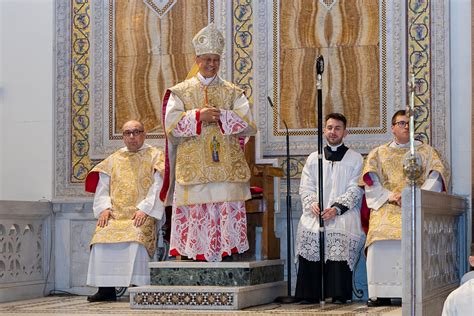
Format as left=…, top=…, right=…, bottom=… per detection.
left=296, top=223, right=363, bottom=270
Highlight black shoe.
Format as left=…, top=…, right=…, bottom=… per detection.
left=367, top=297, right=391, bottom=307
left=297, top=299, right=317, bottom=305
left=87, top=287, right=117, bottom=302
left=391, top=298, right=402, bottom=306
left=331, top=297, right=348, bottom=304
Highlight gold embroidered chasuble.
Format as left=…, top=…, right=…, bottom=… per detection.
left=165, top=76, right=256, bottom=206
left=89, top=146, right=165, bottom=257
left=361, top=142, right=449, bottom=248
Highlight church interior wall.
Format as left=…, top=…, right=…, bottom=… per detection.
left=50, top=0, right=467, bottom=299
left=0, top=0, right=55, bottom=303
left=450, top=0, right=471, bottom=198
left=0, top=0, right=54, bottom=201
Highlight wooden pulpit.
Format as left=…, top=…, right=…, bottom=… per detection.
left=244, top=137, right=282, bottom=260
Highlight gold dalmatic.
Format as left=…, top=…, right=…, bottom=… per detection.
left=89, top=147, right=165, bottom=257
left=169, top=77, right=251, bottom=185
left=361, top=143, right=449, bottom=248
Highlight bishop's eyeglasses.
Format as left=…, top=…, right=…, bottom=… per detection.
left=122, top=129, right=144, bottom=137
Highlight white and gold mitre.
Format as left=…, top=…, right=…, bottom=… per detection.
left=192, top=23, right=225, bottom=56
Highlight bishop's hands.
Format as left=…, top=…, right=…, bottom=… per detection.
left=199, top=106, right=220, bottom=123
left=97, top=208, right=115, bottom=227
left=310, top=202, right=337, bottom=221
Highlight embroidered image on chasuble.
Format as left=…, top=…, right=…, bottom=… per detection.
left=89, top=147, right=165, bottom=256
left=361, top=143, right=449, bottom=248
left=168, top=77, right=251, bottom=187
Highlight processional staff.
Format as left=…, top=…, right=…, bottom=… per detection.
left=316, top=55, right=326, bottom=307
left=403, top=67, right=423, bottom=316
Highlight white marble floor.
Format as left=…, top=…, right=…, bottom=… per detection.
left=0, top=296, right=402, bottom=315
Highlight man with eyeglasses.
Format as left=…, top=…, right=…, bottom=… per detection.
left=84, top=120, right=165, bottom=302
left=295, top=113, right=364, bottom=304
left=160, top=23, right=256, bottom=262
left=360, top=110, right=449, bottom=307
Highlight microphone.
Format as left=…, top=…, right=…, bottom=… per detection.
left=267, top=96, right=274, bottom=108
left=267, top=95, right=295, bottom=302
left=316, top=55, right=324, bottom=75
left=316, top=55, right=324, bottom=90
left=267, top=96, right=288, bottom=131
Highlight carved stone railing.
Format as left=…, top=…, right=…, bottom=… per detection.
left=402, top=189, right=467, bottom=315
left=0, top=201, right=54, bottom=303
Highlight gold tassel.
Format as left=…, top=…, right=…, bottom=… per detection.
left=186, top=62, right=199, bottom=80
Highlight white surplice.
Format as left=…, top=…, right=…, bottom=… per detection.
left=295, top=146, right=364, bottom=270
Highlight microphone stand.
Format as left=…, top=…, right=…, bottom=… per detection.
left=316, top=55, right=326, bottom=307
left=267, top=96, right=298, bottom=304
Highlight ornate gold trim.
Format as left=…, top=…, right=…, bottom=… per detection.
left=71, top=0, right=93, bottom=182
left=407, top=0, right=431, bottom=143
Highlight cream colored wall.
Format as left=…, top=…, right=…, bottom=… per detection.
left=0, top=0, right=53, bottom=200
left=451, top=0, right=471, bottom=196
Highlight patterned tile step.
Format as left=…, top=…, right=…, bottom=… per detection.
left=129, top=281, right=287, bottom=310
left=0, top=296, right=403, bottom=315
left=150, top=259, right=284, bottom=286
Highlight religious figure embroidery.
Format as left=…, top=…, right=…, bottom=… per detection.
left=211, top=135, right=220, bottom=162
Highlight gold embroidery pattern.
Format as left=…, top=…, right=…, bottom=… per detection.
left=362, top=143, right=449, bottom=248
left=170, top=77, right=244, bottom=112
left=90, top=147, right=164, bottom=256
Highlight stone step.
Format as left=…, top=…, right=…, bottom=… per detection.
left=149, top=259, right=284, bottom=287
left=129, top=281, right=287, bottom=310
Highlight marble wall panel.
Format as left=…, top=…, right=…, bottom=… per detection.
left=279, top=0, right=380, bottom=130
left=70, top=220, right=96, bottom=287
left=114, top=0, right=208, bottom=134
left=280, top=0, right=379, bottom=48
left=280, top=46, right=379, bottom=129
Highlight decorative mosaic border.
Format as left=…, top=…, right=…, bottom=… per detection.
left=132, top=291, right=234, bottom=307
left=71, top=0, right=92, bottom=183
left=425, top=0, right=450, bottom=163
left=406, top=0, right=450, bottom=165
left=407, top=0, right=431, bottom=144
left=232, top=0, right=254, bottom=109
left=143, top=0, right=176, bottom=18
